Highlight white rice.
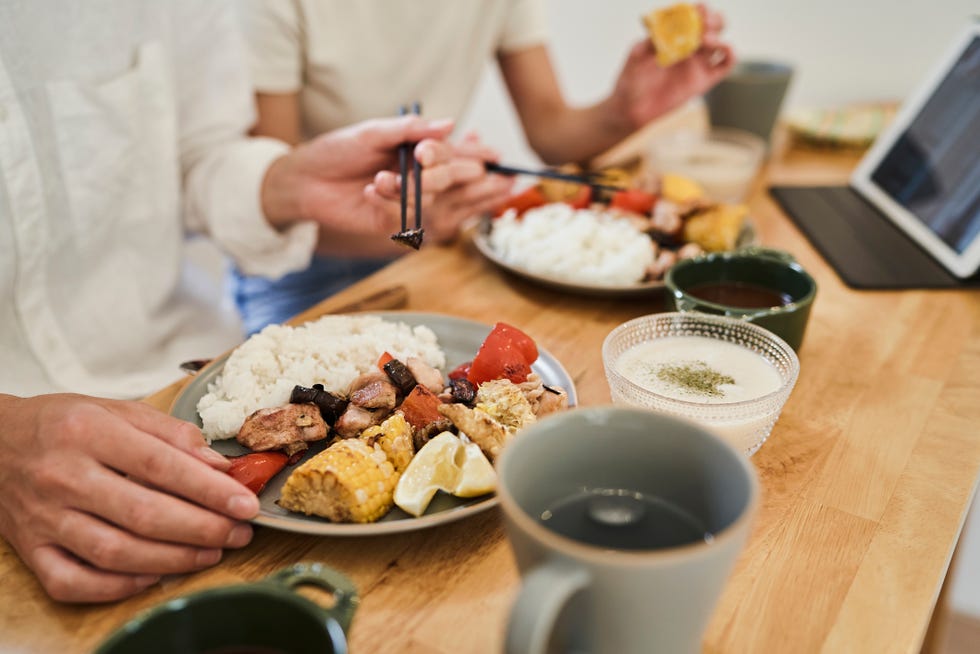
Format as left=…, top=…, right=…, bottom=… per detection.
left=197, top=315, right=445, bottom=441
left=488, top=204, right=654, bottom=286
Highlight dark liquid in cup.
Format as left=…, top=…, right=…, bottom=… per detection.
left=538, top=488, right=712, bottom=550
left=203, top=648, right=288, bottom=654
left=686, top=281, right=791, bottom=309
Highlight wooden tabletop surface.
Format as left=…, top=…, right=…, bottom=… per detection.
left=2, top=137, right=979, bottom=653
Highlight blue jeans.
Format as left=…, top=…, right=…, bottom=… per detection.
left=231, top=255, right=392, bottom=335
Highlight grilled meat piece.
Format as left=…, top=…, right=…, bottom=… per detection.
left=438, top=403, right=510, bottom=462
left=348, top=371, right=398, bottom=410
left=405, top=357, right=445, bottom=394
left=448, top=377, right=476, bottom=405
left=334, top=403, right=386, bottom=439
left=413, top=417, right=454, bottom=452
left=237, top=402, right=328, bottom=456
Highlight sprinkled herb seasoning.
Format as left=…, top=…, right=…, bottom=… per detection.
left=655, top=361, right=735, bottom=397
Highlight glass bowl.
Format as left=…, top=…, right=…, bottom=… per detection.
left=602, top=312, right=800, bottom=456
left=648, top=127, right=765, bottom=202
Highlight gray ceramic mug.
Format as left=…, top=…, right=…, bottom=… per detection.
left=95, top=562, right=358, bottom=654
left=705, top=60, right=794, bottom=147
left=498, top=407, right=759, bottom=654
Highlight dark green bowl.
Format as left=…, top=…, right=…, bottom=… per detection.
left=664, top=248, right=817, bottom=351
left=95, top=563, right=358, bottom=654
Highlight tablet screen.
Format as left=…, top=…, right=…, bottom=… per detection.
left=851, top=25, right=980, bottom=278
left=868, top=35, right=980, bottom=255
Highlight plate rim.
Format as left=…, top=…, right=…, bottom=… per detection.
left=169, top=310, right=577, bottom=536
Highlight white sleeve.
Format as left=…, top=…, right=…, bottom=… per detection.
left=240, top=0, right=304, bottom=94
left=174, top=0, right=316, bottom=279
left=498, top=0, right=550, bottom=54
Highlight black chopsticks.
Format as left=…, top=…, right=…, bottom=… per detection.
left=391, top=102, right=425, bottom=250
left=485, top=162, right=627, bottom=192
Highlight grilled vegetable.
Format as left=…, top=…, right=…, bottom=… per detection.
left=279, top=439, right=398, bottom=523
left=382, top=358, right=417, bottom=395
left=398, top=385, right=444, bottom=433
left=290, top=384, right=348, bottom=424
left=227, top=452, right=289, bottom=494
left=360, top=413, right=414, bottom=473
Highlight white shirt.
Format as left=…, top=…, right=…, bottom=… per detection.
left=243, top=0, right=549, bottom=138
left=0, top=0, right=318, bottom=399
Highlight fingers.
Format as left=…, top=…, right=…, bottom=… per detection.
left=85, top=417, right=259, bottom=522
left=104, top=401, right=230, bottom=471
left=358, top=115, right=455, bottom=151
left=415, top=138, right=500, bottom=167
left=698, top=4, right=726, bottom=34
left=55, top=509, right=232, bottom=576
left=31, top=545, right=160, bottom=603
left=372, top=157, right=489, bottom=199
left=67, top=462, right=253, bottom=549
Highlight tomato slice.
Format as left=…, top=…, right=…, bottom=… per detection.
left=448, top=361, right=472, bottom=380
left=491, top=322, right=538, bottom=363
left=609, top=189, right=657, bottom=215
left=466, top=322, right=539, bottom=385
left=564, top=185, right=592, bottom=210
left=493, top=186, right=547, bottom=217
left=227, top=452, right=289, bottom=495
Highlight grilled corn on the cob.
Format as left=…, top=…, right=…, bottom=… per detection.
left=279, top=439, right=398, bottom=523
left=360, top=413, right=414, bottom=473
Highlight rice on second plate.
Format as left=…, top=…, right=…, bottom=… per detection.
left=488, top=203, right=654, bottom=286
left=197, top=315, right=445, bottom=441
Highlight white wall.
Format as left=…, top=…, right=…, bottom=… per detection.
left=458, top=0, right=980, bottom=619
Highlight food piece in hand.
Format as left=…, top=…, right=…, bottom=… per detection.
left=393, top=432, right=496, bottom=517
left=227, top=452, right=289, bottom=494
left=683, top=203, right=748, bottom=252
left=237, top=403, right=328, bottom=456
left=279, top=439, right=398, bottom=523
left=643, top=3, right=704, bottom=67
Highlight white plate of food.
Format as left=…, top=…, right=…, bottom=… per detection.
left=170, top=311, right=576, bottom=536
left=469, top=200, right=755, bottom=298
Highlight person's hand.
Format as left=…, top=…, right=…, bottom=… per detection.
left=261, top=116, right=507, bottom=248
left=608, top=4, right=735, bottom=130
left=365, top=132, right=516, bottom=244
left=0, top=394, right=259, bottom=603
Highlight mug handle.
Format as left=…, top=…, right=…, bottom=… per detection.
left=269, top=562, right=359, bottom=632
left=506, top=561, right=590, bottom=654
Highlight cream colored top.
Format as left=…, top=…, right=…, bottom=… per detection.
left=0, top=0, right=317, bottom=398
left=242, top=0, right=549, bottom=137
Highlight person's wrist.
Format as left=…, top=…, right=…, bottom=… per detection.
left=260, top=151, right=306, bottom=231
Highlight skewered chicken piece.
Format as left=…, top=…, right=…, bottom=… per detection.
left=437, top=403, right=510, bottom=462
left=237, top=403, right=328, bottom=456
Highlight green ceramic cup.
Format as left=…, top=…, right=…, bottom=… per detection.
left=95, top=562, right=358, bottom=654
left=664, top=248, right=817, bottom=351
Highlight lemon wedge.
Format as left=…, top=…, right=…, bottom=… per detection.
left=394, top=432, right=497, bottom=517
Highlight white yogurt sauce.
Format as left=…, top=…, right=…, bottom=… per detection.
left=615, top=336, right=781, bottom=404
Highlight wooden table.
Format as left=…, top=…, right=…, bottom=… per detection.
left=2, top=139, right=979, bottom=653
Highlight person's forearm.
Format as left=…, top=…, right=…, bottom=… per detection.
left=520, top=98, right=635, bottom=165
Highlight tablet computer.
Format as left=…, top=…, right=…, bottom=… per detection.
left=850, top=23, right=980, bottom=279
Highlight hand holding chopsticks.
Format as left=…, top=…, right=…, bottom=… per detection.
left=391, top=102, right=425, bottom=250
